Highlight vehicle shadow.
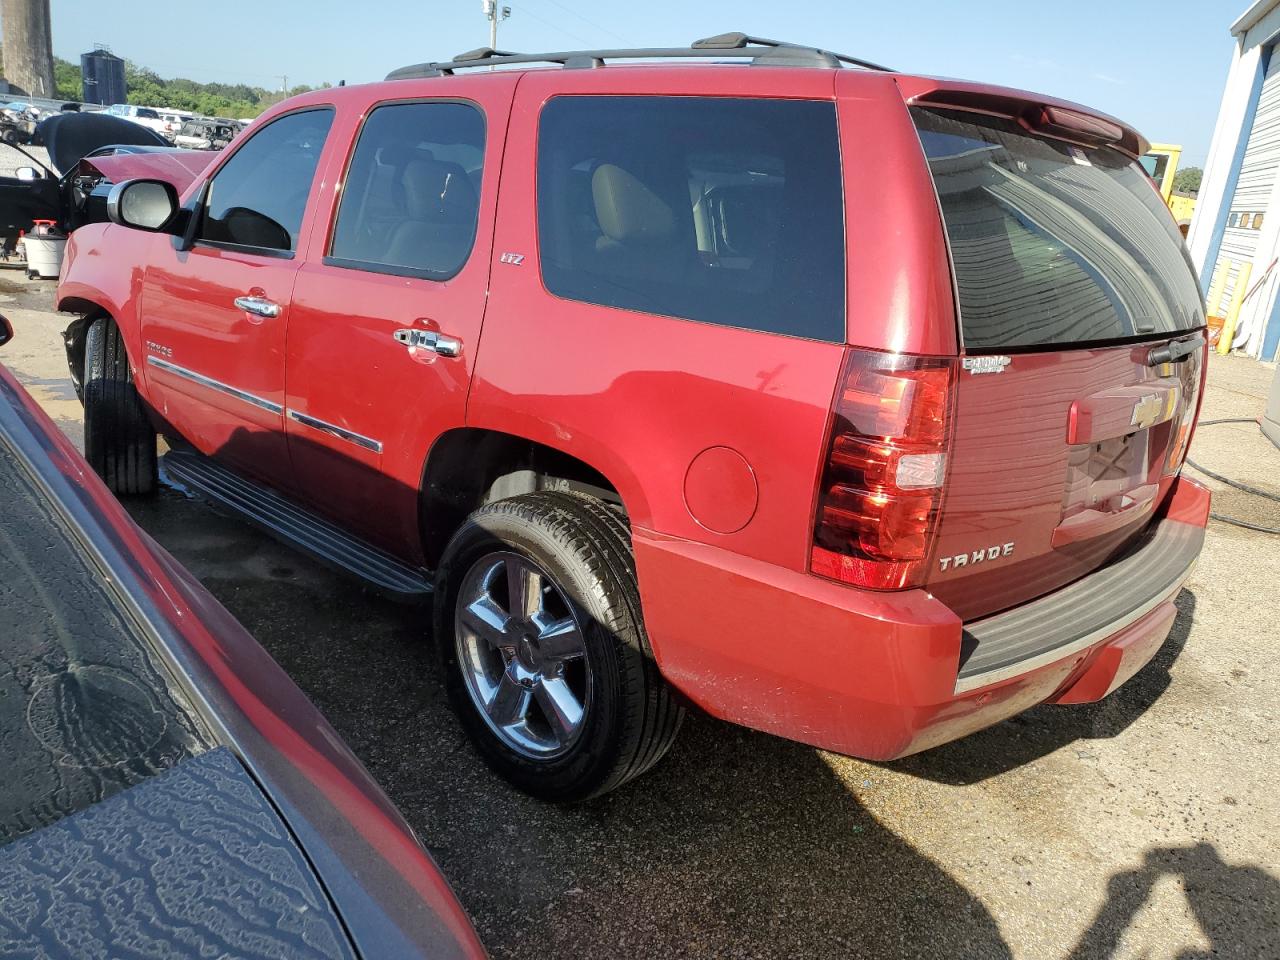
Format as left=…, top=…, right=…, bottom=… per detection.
left=125, top=488, right=1013, bottom=960
left=1067, top=842, right=1280, bottom=959
left=896, top=590, right=1198, bottom=787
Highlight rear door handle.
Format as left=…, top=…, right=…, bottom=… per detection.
left=234, top=295, right=281, bottom=319
left=393, top=328, right=463, bottom=357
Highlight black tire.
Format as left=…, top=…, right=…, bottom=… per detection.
left=434, top=491, right=683, bottom=802
left=83, top=317, right=157, bottom=495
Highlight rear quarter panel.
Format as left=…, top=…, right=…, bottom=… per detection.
left=471, top=67, right=855, bottom=572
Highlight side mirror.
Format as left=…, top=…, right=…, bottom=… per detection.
left=106, top=179, right=180, bottom=233
left=0, top=314, right=13, bottom=348
left=15, top=167, right=40, bottom=181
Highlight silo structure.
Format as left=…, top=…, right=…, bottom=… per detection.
left=80, top=47, right=126, bottom=105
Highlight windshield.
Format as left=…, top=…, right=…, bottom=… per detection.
left=913, top=108, right=1205, bottom=350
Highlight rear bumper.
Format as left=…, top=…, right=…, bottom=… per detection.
left=633, top=474, right=1209, bottom=761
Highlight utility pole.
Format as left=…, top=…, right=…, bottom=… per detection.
left=481, top=0, right=511, bottom=52
left=278, top=74, right=288, bottom=101
left=0, top=0, right=54, bottom=99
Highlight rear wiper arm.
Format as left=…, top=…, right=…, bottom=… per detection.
left=1146, top=333, right=1205, bottom=366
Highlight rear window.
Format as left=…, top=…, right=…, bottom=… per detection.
left=913, top=108, right=1204, bottom=350
left=537, top=96, right=845, bottom=342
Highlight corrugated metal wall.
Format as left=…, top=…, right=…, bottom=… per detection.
left=1209, top=47, right=1280, bottom=315
left=1233, top=52, right=1280, bottom=209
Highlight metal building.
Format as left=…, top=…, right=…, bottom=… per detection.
left=1189, top=1, right=1280, bottom=362
left=79, top=47, right=125, bottom=106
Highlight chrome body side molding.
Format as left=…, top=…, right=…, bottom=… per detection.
left=287, top=410, right=383, bottom=454
left=146, top=356, right=284, bottom=415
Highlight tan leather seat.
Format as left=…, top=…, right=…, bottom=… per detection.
left=588, top=163, right=689, bottom=282
left=381, top=156, right=479, bottom=273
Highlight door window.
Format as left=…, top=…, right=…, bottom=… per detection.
left=328, top=101, right=485, bottom=279
left=198, top=107, right=334, bottom=254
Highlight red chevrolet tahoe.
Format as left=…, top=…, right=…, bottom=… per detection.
left=57, top=34, right=1211, bottom=801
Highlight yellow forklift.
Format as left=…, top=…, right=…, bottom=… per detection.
left=1141, top=142, right=1196, bottom=231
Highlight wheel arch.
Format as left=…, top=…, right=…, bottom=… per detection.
left=58, top=298, right=114, bottom=404
left=418, top=427, right=634, bottom=570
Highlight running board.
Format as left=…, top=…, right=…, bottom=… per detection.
left=161, top=448, right=432, bottom=603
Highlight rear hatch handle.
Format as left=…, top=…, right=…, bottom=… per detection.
left=1146, top=332, right=1205, bottom=366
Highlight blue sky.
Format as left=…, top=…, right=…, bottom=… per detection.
left=51, top=0, right=1243, bottom=165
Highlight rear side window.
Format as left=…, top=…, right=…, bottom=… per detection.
left=913, top=108, right=1204, bottom=350
left=199, top=108, right=334, bottom=253
left=537, top=96, right=845, bottom=341
left=329, top=101, right=485, bottom=279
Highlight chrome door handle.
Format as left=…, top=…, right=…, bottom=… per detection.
left=393, top=328, right=463, bottom=357
left=234, top=295, right=281, bottom=318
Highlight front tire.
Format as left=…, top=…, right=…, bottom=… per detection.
left=434, top=492, right=683, bottom=801
left=83, top=317, right=157, bottom=495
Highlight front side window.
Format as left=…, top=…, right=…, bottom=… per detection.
left=198, top=108, right=334, bottom=253
left=329, top=101, right=485, bottom=279
left=537, top=96, right=846, bottom=342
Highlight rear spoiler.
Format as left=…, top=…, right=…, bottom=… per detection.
left=893, top=76, right=1149, bottom=159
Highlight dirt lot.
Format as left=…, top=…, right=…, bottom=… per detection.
left=3, top=271, right=1278, bottom=959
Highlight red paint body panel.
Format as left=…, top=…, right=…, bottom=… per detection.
left=928, top=346, right=1198, bottom=621
left=284, top=77, right=518, bottom=558
left=1047, top=600, right=1179, bottom=704
left=892, top=74, right=1149, bottom=157
left=57, top=225, right=147, bottom=363
left=637, top=475, right=1207, bottom=760
left=81, top=150, right=215, bottom=195
left=472, top=67, right=853, bottom=570
left=141, top=241, right=299, bottom=484
left=836, top=71, right=958, bottom=357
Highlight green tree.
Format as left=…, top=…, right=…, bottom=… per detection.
left=1173, top=166, right=1202, bottom=195
left=53, top=58, right=81, bottom=100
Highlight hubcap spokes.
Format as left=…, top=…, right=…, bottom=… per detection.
left=455, top=553, right=590, bottom=758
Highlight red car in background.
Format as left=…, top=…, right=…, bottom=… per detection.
left=54, top=33, right=1210, bottom=802
left=0, top=317, right=483, bottom=959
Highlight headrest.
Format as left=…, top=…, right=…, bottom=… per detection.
left=378, top=142, right=430, bottom=168
left=400, top=156, right=477, bottom=223
left=592, top=164, right=674, bottom=244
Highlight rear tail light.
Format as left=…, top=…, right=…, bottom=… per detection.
left=811, top=349, right=957, bottom=590
left=1164, top=342, right=1206, bottom=475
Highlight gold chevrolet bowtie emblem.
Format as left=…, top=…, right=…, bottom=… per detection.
left=1130, top=393, right=1164, bottom=429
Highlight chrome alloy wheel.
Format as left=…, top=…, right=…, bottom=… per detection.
left=454, top=552, right=592, bottom=759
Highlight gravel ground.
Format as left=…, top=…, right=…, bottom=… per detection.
left=2, top=275, right=1278, bottom=959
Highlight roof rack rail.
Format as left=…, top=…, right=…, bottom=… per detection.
left=386, top=32, right=893, bottom=81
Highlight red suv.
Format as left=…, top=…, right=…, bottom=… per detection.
left=57, top=34, right=1211, bottom=801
